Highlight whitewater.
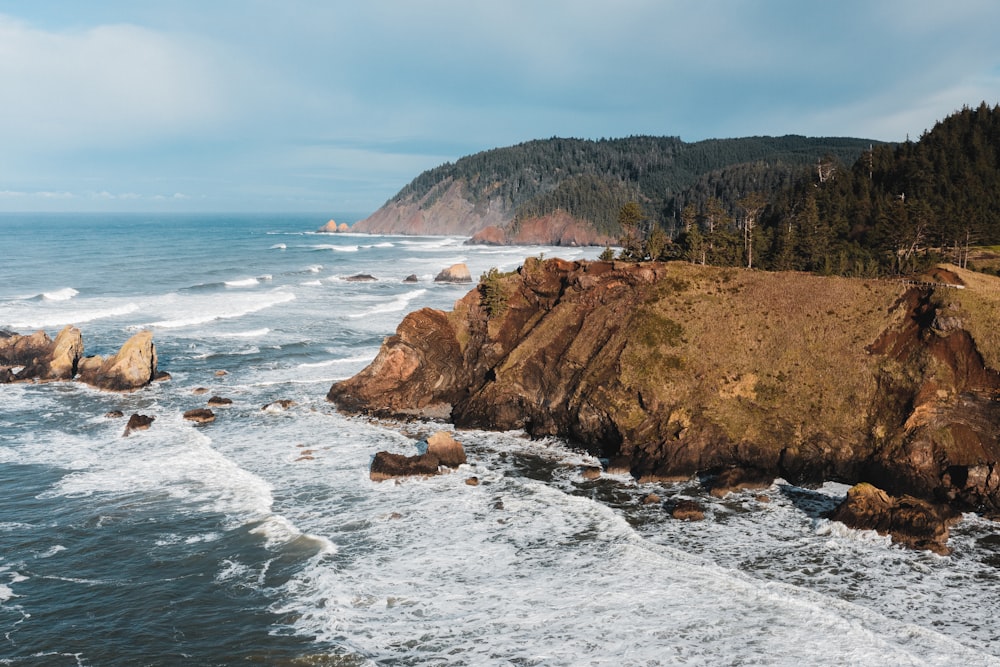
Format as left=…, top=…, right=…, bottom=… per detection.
left=0, top=212, right=998, bottom=666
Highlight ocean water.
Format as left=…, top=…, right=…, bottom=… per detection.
left=0, top=212, right=998, bottom=667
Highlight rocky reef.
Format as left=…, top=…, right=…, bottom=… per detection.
left=329, top=258, right=1000, bottom=539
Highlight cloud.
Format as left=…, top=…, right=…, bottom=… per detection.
left=0, top=14, right=229, bottom=151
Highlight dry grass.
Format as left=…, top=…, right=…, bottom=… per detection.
left=617, top=263, right=907, bottom=443
left=941, top=264, right=1000, bottom=369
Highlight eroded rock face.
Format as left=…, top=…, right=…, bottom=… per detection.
left=78, top=330, right=158, bottom=392
left=828, top=483, right=958, bottom=554
left=329, top=259, right=1000, bottom=518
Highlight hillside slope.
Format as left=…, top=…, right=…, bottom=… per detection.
left=350, top=135, right=876, bottom=243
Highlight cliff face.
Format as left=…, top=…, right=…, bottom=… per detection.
left=352, top=180, right=611, bottom=245
left=328, top=259, right=1000, bottom=512
left=351, top=180, right=512, bottom=236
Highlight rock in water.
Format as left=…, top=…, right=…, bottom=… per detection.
left=0, top=326, right=83, bottom=382
left=123, top=413, right=155, bottom=437
left=828, top=483, right=958, bottom=554
left=433, top=263, right=472, bottom=283
left=370, top=451, right=441, bottom=482
left=78, top=330, right=158, bottom=392
left=183, top=408, right=216, bottom=424
left=426, top=431, right=466, bottom=467
left=671, top=499, right=706, bottom=521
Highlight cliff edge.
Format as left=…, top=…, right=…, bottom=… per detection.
left=328, top=259, right=1000, bottom=514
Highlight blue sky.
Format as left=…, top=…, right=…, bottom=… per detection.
left=1, top=0, right=998, bottom=215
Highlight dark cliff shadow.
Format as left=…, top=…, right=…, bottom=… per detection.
left=777, top=483, right=844, bottom=519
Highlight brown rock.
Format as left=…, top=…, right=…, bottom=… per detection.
left=0, top=326, right=83, bottom=381
left=105, top=410, right=124, bottom=418
left=465, top=476, right=480, bottom=486
left=78, top=330, right=158, bottom=392
left=370, top=451, right=440, bottom=482
left=580, top=466, right=602, bottom=480
left=642, top=493, right=662, bottom=505
left=183, top=408, right=216, bottom=424
left=426, top=431, right=466, bottom=467
left=329, top=259, right=1000, bottom=519
left=468, top=225, right=507, bottom=245
left=708, top=467, right=774, bottom=498
left=434, top=263, right=472, bottom=283
left=344, top=274, right=377, bottom=282
left=828, top=483, right=958, bottom=554
left=207, top=396, right=233, bottom=406
left=671, top=499, right=705, bottom=521
left=403, top=274, right=419, bottom=283
left=123, top=413, right=154, bottom=436
left=192, top=387, right=210, bottom=395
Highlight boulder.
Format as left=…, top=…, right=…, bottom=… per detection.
left=338, top=222, right=350, bottom=232
left=123, top=413, right=155, bottom=437
left=828, top=483, right=958, bottom=554
left=344, top=274, right=377, bottom=282
left=403, top=274, right=419, bottom=283
left=207, top=396, right=233, bottom=406
left=183, top=408, right=216, bottom=424
left=671, top=499, right=706, bottom=521
left=434, top=263, right=472, bottom=283
left=426, top=431, right=466, bottom=467
left=78, top=330, right=158, bottom=392
left=370, top=451, right=441, bottom=482
left=318, top=219, right=339, bottom=233
left=105, top=410, right=124, bottom=419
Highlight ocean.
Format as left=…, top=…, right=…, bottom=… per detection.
left=0, top=212, right=998, bottom=666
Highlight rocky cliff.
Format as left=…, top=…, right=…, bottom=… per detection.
left=329, top=259, right=1000, bottom=515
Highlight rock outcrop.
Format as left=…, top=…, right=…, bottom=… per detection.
left=329, top=259, right=1000, bottom=524
left=0, top=326, right=83, bottom=382
left=78, top=330, right=158, bottom=392
left=828, top=483, right=958, bottom=554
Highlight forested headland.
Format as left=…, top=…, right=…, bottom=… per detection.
left=355, top=103, right=1000, bottom=277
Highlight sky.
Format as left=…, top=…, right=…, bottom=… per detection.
left=1, top=0, right=999, bottom=215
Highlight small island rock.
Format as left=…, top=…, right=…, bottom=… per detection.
left=433, top=263, right=472, bottom=283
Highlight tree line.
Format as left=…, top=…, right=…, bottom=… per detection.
left=616, top=103, right=1000, bottom=276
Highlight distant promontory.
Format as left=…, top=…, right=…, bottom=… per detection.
left=348, top=135, right=878, bottom=244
